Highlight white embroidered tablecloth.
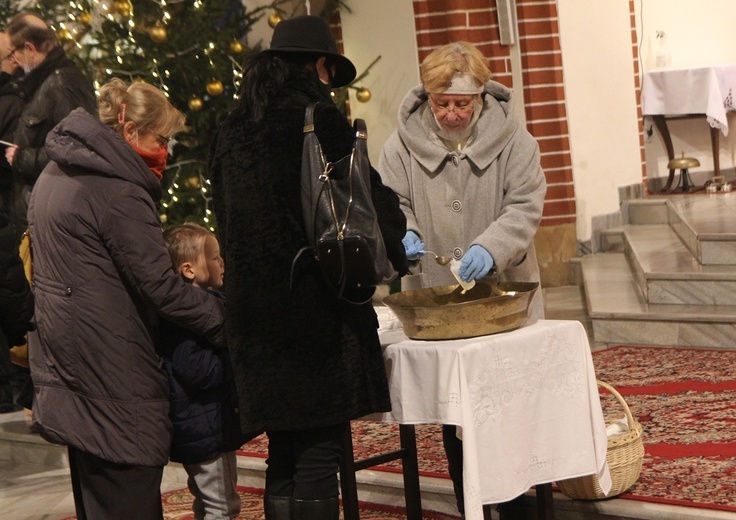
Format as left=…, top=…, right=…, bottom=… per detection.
left=642, top=64, right=736, bottom=136
left=376, top=319, right=611, bottom=520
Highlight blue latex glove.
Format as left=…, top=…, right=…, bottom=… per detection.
left=458, top=245, right=494, bottom=282
left=402, top=230, right=425, bottom=261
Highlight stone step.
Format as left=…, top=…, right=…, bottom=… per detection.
left=599, top=227, right=625, bottom=253
left=580, top=252, right=736, bottom=348
left=622, top=224, right=736, bottom=305
left=626, top=198, right=669, bottom=225
left=627, top=196, right=736, bottom=265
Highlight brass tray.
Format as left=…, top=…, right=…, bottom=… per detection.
left=382, top=281, right=539, bottom=340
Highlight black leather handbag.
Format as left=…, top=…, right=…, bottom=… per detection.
left=297, top=102, right=395, bottom=302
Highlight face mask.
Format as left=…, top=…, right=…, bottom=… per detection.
left=22, top=54, right=34, bottom=74
left=131, top=143, right=168, bottom=180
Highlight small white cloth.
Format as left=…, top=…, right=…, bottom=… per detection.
left=642, top=64, right=736, bottom=136
left=378, top=320, right=611, bottom=520
left=374, top=305, right=402, bottom=332
left=606, top=417, right=630, bottom=437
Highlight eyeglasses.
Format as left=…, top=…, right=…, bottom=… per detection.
left=156, top=134, right=172, bottom=147
left=428, top=96, right=475, bottom=117
left=3, top=44, right=23, bottom=62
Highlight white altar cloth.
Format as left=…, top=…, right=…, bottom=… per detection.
left=642, top=64, right=736, bottom=136
left=377, top=319, right=611, bottom=520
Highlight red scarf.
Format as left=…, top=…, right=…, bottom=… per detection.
left=132, top=143, right=168, bottom=180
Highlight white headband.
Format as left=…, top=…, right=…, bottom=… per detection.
left=433, top=72, right=484, bottom=95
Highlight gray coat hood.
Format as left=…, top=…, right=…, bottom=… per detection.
left=45, top=107, right=162, bottom=201
left=395, top=81, right=520, bottom=173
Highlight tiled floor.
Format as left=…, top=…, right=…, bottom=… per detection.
left=1, top=286, right=733, bottom=519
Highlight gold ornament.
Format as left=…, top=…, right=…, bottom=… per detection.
left=229, top=40, right=244, bottom=54
left=206, top=80, right=223, bottom=97
left=57, top=28, right=73, bottom=41
left=188, top=96, right=204, bottom=111
left=160, top=213, right=168, bottom=224
left=356, top=88, right=372, bottom=103
left=149, top=25, right=167, bottom=44
left=184, top=175, right=202, bottom=190
left=268, top=11, right=282, bottom=28
left=79, top=12, right=92, bottom=26
left=114, top=0, right=132, bottom=17
left=132, top=77, right=146, bottom=84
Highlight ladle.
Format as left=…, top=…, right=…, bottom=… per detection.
left=421, top=250, right=452, bottom=266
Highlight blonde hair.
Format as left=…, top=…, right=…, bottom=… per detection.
left=420, top=42, right=492, bottom=94
left=162, top=222, right=214, bottom=275
left=98, top=78, right=186, bottom=138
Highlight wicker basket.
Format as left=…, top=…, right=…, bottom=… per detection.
left=556, top=380, right=644, bottom=500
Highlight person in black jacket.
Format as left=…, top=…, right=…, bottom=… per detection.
left=0, top=31, right=24, bottom=240
left=4, top=12, right=96, bottom=230
left=208, top=15, right=408, bottom=520
left=161, top=223, right=256, bottom=520
left=0, top=30, right=28, bottom=414
left=0, top=211, right=32, bottom=413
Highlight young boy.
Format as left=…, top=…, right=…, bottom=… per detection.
left=161, top=222, right=253, bottom=519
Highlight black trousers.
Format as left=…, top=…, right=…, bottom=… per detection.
left=68, top=446, right=164, bottom=520
left=443, top=424, right=466, bottom=514
left=264, top=422, right=348, bottom=500
left=0, top=334, right=14, bottom=412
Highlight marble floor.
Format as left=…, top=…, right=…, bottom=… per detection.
left=1, top=285, right=734, bottom=519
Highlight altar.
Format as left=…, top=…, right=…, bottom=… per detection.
left=340, top=317, right=611, bottom=520
left=642, top=64, right=736, bottom=189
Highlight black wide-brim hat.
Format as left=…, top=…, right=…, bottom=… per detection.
left=264, top=15, right=357, bottom=88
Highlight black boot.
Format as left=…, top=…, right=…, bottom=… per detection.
left=264, top=495, right=292, bottom=520
left=292, top=497, right=339, bottom=520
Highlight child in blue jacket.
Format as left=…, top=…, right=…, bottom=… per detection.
left=161, top=222, right=256, bottom=519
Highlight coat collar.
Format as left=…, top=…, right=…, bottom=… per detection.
left=45, top=108, right=163, bottom=201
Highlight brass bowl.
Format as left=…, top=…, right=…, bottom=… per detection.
left=382, top=281, right=539, bottom=340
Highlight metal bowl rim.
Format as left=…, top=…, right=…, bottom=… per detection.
left=382, top=281, right=539, bottom=309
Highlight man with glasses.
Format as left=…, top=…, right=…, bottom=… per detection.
left=3, top=12, right=96, bottom=232
left=0, top=31, right=24, bottom=237
left=0, top=30, right=26, bottom=417
left=379, top=41, right=546, bottom=519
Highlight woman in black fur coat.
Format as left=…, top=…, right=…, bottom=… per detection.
left=208, top=16, right=408, bottom=520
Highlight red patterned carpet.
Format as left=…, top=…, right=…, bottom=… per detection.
left=592, top=346, right=736, bottom=512
left=238, top=346, right=736, bottom=513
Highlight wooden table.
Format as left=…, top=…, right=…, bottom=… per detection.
left=642, top=64, right=736, bottom=190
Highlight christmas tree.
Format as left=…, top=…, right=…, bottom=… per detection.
left=4, top=0, right=374, bottom=230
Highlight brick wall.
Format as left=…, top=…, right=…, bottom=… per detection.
left=628, top=0, right=647, bottom=183
left=411, top=0, right=575, bottom=227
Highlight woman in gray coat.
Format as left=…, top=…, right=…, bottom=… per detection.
left=28, top=79, right=225, bottom=520
left=378, top=41, right=546, bottom=519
